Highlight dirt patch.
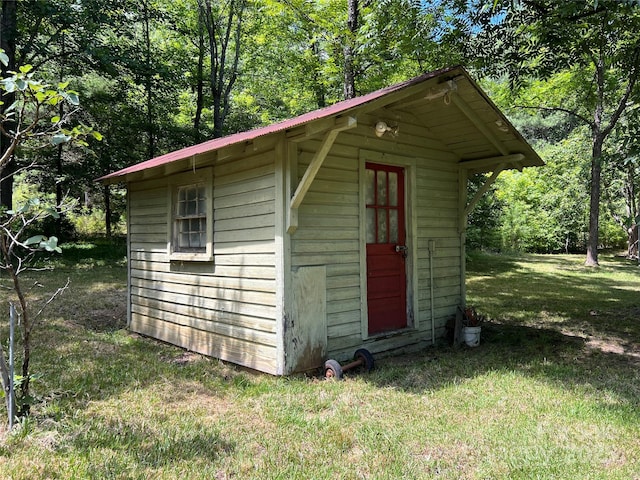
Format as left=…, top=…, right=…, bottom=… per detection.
left=586, top=337, right=640, bottom=363
left=74, top=288, right=127, bottom=332
left=167, top=351, right=204, bottom=366
left=82, top=306, right=127, bottom=331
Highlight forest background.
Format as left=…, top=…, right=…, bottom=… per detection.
left=1, top=0, right=639, bottom=263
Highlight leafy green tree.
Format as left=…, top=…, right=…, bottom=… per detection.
left=604, top=112, right=640, bottom=257
left=464, top=0, right=640, bottom=265
left=238, top=0, right=341, bottom=121
left=197, top=0, right=248, bottom=138
left=466, top=174, right=504, bottom=251
left=0, top=57, right=99, bottom=423
left=0, top=0, right=17, bottom=208
left=472, top=77, right=592, bottom=253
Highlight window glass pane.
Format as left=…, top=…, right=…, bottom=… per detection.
left=187, top=198, right=197, bottom=216
left=180, top=231, right=189, bottom=247
left=190, top=232, right=201, bottom=247
left=377, top=209, right=387, bottom=243
left=389, top=172, right=398, bottom=207
left=390, top=209, right=398, bottom=243
left=197, top=186, right=206, bottom=215
left=177, top=192, right=187, bottom=216
left=377, top=171, right=387, bottom=206
left=366, top=208, right=375, bottom=244
left=365, top=169, right=375, bottom=205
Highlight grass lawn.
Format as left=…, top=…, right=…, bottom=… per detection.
left=0, top=242, right=639, bottom=479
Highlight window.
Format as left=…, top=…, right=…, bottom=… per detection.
left=175, top=184, right=207, bottom=252
left=169, top=169, right=213, bottom=261
left=365, top=164, right=404, bottom=245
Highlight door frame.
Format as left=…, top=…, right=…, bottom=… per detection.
left=359, top=150, right=419, bottom=339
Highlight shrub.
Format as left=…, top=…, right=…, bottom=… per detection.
left=67, top=207, right=126, bottom=237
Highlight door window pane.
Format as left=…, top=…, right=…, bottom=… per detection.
left=366, top=208, right=376, bottom=243
left=377, top=209, right=387, bottom=243
left=390, top=210, right=398, bottom=243
left=389, top=172, right=398, bottom=207
left=365, top=169, right=375, bottom=205
left=377, top=171, right=387, bottom=206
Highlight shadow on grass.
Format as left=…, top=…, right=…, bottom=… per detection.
left=352, top=252, right=640, bottom=418
left=466, top=252, right=640, bottom=341
left=364, top=320, right=640, bottom=421
left=69, top=417, right=235, bottom=471
left=21, top=249, right=640, bottom=471
left=60, top=237, right=128, bottom=263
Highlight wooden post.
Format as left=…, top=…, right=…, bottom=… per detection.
left=453, top=307, right=463, bottom=348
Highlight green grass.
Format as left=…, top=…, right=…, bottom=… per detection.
left=0, top=245, right=639, bottom=479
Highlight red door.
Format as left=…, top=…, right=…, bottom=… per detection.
left=365, top=163, right=407, bottom=335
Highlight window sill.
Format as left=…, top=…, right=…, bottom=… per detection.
left=169, top=252, right=213, bottom=263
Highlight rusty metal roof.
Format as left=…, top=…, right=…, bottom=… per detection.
left=98, top=67, right=464, bottom=183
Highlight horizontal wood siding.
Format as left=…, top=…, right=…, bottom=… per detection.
left=291, top=139, right=362, bottom=359
left=415, top=160, right=461, bottom=316
left=128, top=151, right=279, bottom=374
left=292, top=111, right=462, bottom=362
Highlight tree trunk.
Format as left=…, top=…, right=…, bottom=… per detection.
left=311, top=40, right=326, bottom=108
left=0, top=0, right=17, bottom=210
left=54, top=31, right=66, bottom=237
left=143, top=0, right=155, bottom=159
left=194, top=16, right=206, bottom=143
left=199, top=0, right=245, bottom=139
left=342, top=0, right=358, bottom=100
left=104, top=184, right=112, bottom=238
left=585, top=44, right=607, bottom=268
left=624, top=163, right=638, bottom=258
left=585, top=134, right=604, bottom=266
left=0, top=231, right=31, bottom=416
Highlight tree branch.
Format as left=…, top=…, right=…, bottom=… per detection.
left=512, top=104, right=592, bottom=127
left=602, top=47, right=640, bottom=138
left=32, top=278, right=70, bottom=330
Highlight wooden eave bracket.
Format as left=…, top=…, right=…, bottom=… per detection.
left=463, top=163, right=506, bottom=218
left=458, top=162, right=507, bottom=233
left=287, top=116, right=357, bottom=234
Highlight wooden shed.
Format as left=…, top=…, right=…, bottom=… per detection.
left=100, top=66, right=543, bottom=375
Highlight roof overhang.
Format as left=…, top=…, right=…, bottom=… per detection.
left=98, top=66, right=543, bottom=185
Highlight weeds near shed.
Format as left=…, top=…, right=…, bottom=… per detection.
left=0, top=247, right=639, bottom=479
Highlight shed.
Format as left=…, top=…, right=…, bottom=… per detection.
left=100, top=66, right=543, bottom=375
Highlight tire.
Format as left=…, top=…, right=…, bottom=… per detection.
left=324, top=359, right=343, bottom=379
left=353, top=348, right=375, bottom=372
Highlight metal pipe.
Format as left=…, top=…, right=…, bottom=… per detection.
left=429, top=240, right=436, bottom=344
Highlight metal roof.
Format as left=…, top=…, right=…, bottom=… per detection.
left=98, top=66, right=543, bottom=183
left=98, top=67, right=464, bottom=182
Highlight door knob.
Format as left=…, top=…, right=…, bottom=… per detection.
left=395, top=245, right=408, bottom=258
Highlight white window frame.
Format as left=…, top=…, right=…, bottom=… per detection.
left=168, top=168, right=213, bottom=262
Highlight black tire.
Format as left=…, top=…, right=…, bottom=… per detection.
left=353, top=348, right=375, bottom=372
left=324, top=359, right=343, bottom=379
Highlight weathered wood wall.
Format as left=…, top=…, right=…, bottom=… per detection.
left=128, top=149, right=280, bottom=374
left=290, top=110, right=461, bottom=361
